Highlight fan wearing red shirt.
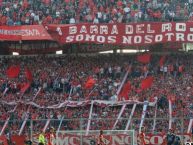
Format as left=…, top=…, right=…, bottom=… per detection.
left=97, top=130, right=105, bottom=145
left=138, top=126, right=146, bottom=145
left=46, top=127, right=56, bottom=145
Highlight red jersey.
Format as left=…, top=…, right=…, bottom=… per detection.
left=97, top=134, right=105, bottom=145
left=46, top=133, right=55, bottom=145
left=138, top=132, right=146, bottom=145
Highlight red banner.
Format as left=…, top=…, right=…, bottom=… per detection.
left=0, top=25, right=52, bottom=41
left=0, top=133, right=191, bottom=145
left=55, top=133, right=192, bottom=145
left=1, top=22, right=193, bottom=44
left=47, top=22, right=193, bottom=45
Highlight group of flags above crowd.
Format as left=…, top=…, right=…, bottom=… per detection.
left=137, top=53, right=165, bottom=66
left=119, top=54, right=168, bottom=100
left=5, top=53, right=166, bottom=99
left=84, top=53, right=166, bottom=101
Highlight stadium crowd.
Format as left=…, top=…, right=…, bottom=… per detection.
left=0, top=0, right=193, bottom=25
left=0, top=54, right=192, bottom=136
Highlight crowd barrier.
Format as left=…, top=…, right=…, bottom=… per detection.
left=0, top=133, right=191, bottom=145
left=0, top=117, right=192, bottom=145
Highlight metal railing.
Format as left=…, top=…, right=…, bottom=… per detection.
left=0, top=117, right=191, bottom=134
left=0, top=117, right=192, bottom=144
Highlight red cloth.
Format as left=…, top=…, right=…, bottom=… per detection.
left=137, top=53, right=151, bottom=64
left=6, top=65, right=20, bottom=78
left=141, top=76, right=154, bottom=90
left=159, top=56, right=166, bottom=67
left=46, top=133, right=55, bottom=145
left=84, top=77, right=96, bottom=89
left=21, top=82, right=30, bottom=93
left=119, top=81, right=131, bottom=100
left=25, top=68, right=33, bottom=82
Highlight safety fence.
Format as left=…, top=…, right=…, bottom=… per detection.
left=0, top=117, right=192, bottom=145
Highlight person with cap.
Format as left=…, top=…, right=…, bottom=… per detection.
left=166, top=129, right=175, bottom=145
left=38, top=131, right=46, bottom=145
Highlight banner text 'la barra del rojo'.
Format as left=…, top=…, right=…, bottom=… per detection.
left=48, top=22, right=193, bottom=45
left=1, top=22, right=193, bottom=46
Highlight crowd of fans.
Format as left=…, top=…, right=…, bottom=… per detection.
left=0, top=1, right=192, bottom=144
left=0, top=54, right=192, bottom=137
left=1, top=0, right=193, bottom=25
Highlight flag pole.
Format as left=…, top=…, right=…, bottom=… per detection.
left=112, top=104, right=126, bottom=130
left=86, top=101, right=94, bottom=136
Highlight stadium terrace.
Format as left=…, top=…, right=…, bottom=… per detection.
left=0, top=0, right=193, bottom=144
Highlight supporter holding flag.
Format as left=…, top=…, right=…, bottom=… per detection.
left=141, top=76, right=154, bottom=90
left=25, top=67, right=33, bottom=82
left=19, top=67, right=33, bottom=94
left=20, top=82, right=31, bottom=93
left=159, top=56, right=166, bottom=67
left=6, top=65, right=20, bottom=78
left=84, top=77, right=96, bottom=89
left=119, top=81, right=131, bottom=100
left=137, top=53, right=151, bottom=64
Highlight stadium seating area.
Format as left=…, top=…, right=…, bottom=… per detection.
left=0, top=54, right=192, bottom=136
left=0, top=0, right=193, bottom=25
left=0, top=1, right=193, bottom=145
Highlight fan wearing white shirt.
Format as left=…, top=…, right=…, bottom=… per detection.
left=69, top=17, right=75, bottom=24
